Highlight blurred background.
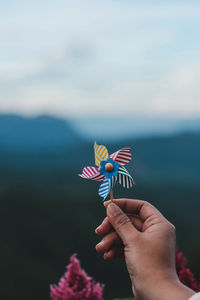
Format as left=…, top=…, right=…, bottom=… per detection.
left=1, top=0, right=200, bottom=299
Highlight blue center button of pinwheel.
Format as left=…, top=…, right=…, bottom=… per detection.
left=99, top=158, right=119, bottom=179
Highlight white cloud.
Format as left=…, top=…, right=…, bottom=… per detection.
left=0, top=0, right=200, bottom=118
left=151, top=63, right=200, bottom=117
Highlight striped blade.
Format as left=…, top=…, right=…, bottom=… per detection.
left=94, top=141, right=109, bottom=167
left=110, top=147, right=132, bottom=166
left=79, top=166, right=105, bottom=182
left=98, top=176, right=117, bottom=200
left=117, top=166, right=134, bottom=189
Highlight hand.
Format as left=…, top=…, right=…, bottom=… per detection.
left=95, top=199, right=195, bottom=300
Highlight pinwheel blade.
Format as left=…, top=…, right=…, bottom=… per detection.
left=79, top=166, right=105, bottom=182
left=110, top=147, right=132, bottom=166
left=117, top=166, right=134, bottom=188
left=94, top=141, right=109, bottom=167
left=98, top=176, right=117, bottom=200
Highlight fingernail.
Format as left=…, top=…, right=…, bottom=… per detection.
left=104, top=200, right=111, bottom=207
left=107, top=203, right=121, bottom=217
left=96, top=241, right=103, bottom=249
left=95, top=226, right=99, bottom=234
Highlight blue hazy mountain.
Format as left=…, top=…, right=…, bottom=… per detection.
left=1, top=114, right=200, bottom=148
left=0, top=114, right=199, bottom=185
left=0, top=114, right=82, bottom=149
left=71, top=116, right=200, bottom=140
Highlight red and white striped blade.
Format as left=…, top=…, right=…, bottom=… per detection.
left=79, top=166, right=105, bottom=182
left=110, top=147, right=132, bottom=166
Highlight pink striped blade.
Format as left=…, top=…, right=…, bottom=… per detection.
left=110, top=147, right=132, bottom=166
left=79, top=166, right=105, bottom=182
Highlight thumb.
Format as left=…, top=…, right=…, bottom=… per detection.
left=107, top=203, right=138, bottom=246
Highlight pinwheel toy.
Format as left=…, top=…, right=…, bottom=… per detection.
left=79, top=142, right=134, bottom=201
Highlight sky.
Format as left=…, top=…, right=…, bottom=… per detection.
left=1, top=0, right=200, bottom=119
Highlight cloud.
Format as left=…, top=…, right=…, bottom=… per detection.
left=151, top=63, right=200, bottom=117
left=0, top=0, right=200, bottom=118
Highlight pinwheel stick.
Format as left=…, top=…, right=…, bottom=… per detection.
left=110, top=190, right=114, bottom=202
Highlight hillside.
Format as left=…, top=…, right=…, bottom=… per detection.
left=0, top=114, right=81, bottom=149
left=0, top=115, right=200, bottom=300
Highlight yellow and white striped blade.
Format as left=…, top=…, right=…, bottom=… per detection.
left=94, top=141, right=109, bottom=167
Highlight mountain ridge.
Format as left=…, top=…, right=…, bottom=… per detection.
left=0, top=114, right=81, bottom=149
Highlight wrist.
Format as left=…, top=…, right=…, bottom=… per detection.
left=133, top=273, right=195, bottom=300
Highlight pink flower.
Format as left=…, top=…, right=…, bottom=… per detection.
left=176, top=248, right=200, bottom=292
left=50, top=254, right=104, bottom=300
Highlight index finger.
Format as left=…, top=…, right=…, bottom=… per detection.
left=104, top=199, right=163, bottom=222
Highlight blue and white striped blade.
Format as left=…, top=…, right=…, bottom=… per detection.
left=117, top=166, right=134, bottom=189
left=98, top=176, right=117, bottom=200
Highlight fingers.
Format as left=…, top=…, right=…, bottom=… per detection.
left=96, top=232, right=124, bottom=260
left=107, top=203, right=138, bottom=245
left=96, top=230, right=124, bottom=260
left=104, top=246, right=124, bottom=260
left=95, top=217, right=113, bottom=235
left=96, top=215, right=143, bottom=236
left=130, top=216, right=143, bottom=231
left=104, top=199, right=163, bottom=222
left=96, top=231, right=122, bottom=253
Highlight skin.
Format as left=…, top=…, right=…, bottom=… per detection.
left=95, top=199, right=195, bottom=300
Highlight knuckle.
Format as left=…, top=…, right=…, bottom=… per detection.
left=168, top=222, right=176, bottom=233
left=115, top=215, right=131, bottom=229
left=164, top=221, right=176, bottom=236
left=104, top=231, right=115, bottom=242
left=104, top=231, right=121, bottom=244
left=140, top=200, right=147, bottom=210
left=143, top=214, right=160, bottom=230
left=145, top=215, right=156, bottom=226
left=110, top=231, right=120, bottom=243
